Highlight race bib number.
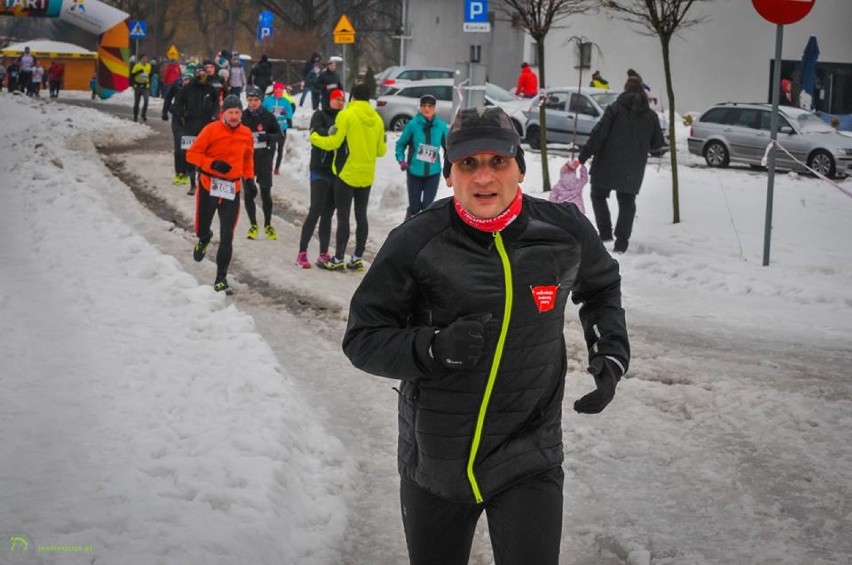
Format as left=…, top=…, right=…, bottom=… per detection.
left=136, top=73, right=149, bottom=83
left=210, top=178, right=236, bottom=200
left=416, top=144, right=440, bottom=164
left=181, top=136, right=196, bottom=150
left=252, top=132, right=267, bottom=149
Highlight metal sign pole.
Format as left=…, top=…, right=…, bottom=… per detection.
left=762, top=23, right=784, bottom=266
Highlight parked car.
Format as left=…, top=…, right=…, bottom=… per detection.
left=687, top=102, right=852, bottom=178
left=375, top=78, right=530, bottom=136
left=524, top=86, right=669, bottom=151
left=375, top=65, right=456, bottom=97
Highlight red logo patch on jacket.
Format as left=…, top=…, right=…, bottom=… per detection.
left=530, top=285, right=559, bottom=313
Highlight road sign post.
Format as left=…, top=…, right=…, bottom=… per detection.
left=129, top=20, right=146, bottom=60
left=333, top=14, right=355, bottom=89
left=751, top=0, right=815, bottom=266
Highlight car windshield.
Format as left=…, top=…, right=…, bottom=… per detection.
left=485, top=82, right=519, bottom=102
left=590, top=92, right=619, bottom=107
left=792, top=111, right=835, bottom=133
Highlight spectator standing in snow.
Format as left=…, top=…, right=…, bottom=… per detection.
left=514, top=62, right=538, bottom=98
left=300, top=52, right=322, bottom=109
left=549, top=158, right=588, bottom=213
left=241, top=85, right=282, bottom=241
left=250, top=54, right=273, bottom=95
left=262, top=82, right=294, bottom=175
left=315, top=58, right=343, bottom=111
left=228, top=54, right=246, bottom=98
left=186, top=95, right=254, bottom=295
left=579, top=76, right=665, bottom=253
left=342, top=105, right=629, bottom=565
left=47, top=61, right=64, bottom=98
left=6, top=61, right=19, bottom=92
left=590, top=70, right=609, bottom=90
left=310, top=83, right=386, bottom=272
left=175, top=64, right=220, bottom=195
left=131, top=53, right=152, bottom=121
left=395, top=93, right=449, bottom=220
left=296, top=88, right=345, bottom=269
left=162, top=69, right=193, bottom=185
left=29, top=63, right=45, bottom=97
left=17, top=47, right=35, bottom=94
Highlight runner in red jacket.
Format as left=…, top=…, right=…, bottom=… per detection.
left=186, top=94, right=254, bottom=294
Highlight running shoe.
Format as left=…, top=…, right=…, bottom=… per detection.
left=179, top=174, right=190, bottom=185
left=246, top=224, right=259, bottom=240
left=193, top=241, right=208, bottom=262
left=315, top=252, right=332, bottom=268
left=296, top=252, right=312, bottom=269
left=346, top=256, right=365, bottom=272
left=172, top=173, right=183, bottom=184
left=187, top=186, right=196, bottom=196
left=213, top=279, right=233, bottom=294
left=274, top=168, right=280, bottom=175
left=319, top=257, right=345, bottom=271
left=265, top=225, right=278, bottom=240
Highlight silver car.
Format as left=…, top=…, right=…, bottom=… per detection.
left=524, top=87, right=618, bottom=150
left=375, top=65, right=456, bottom=97
left=687, top=102, right=852, bottom=178
left=375, top=78, right=530, bottom=136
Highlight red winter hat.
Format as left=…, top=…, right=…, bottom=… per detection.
left=330, top=88, right=345, bottom=100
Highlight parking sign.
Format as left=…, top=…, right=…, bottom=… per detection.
left=464, top=0, right=490, bottom=32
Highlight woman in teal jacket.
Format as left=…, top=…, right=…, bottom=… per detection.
left=395, top=94, right=449, bottom=219
left=262, top=82, right=294, bottom=174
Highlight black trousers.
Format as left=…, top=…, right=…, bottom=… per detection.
left=333, top=179, right=370, bottom=260
left=400, top=466, right=564, bottom=565
left=170, top=120, right=186, bottom=175
left=590, top=187, right=637, bottom=243
left=195, top=189, right=240, bottom=282
left=133, top=86, right=149, bottom=120
left=299, top=172, right=336, bottom=254
left=272, top=130, right=287, bottom=171
left=406, top=172, right=441, bottom=217
left=245, top=152, right=274, bottom=226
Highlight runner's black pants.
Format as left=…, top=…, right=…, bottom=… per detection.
left=133, top=86, right=149, bottom=120
left=405, top=172, right=441, bottom=217
left=299, top=172, right=336, bottom=254
left=245, top=151, right=274, bottom=226
left=195, top=188, right=240, bottom=282
left=400, top=466, right=564, bottom=565
left=170, top=120, right=186, bottom=175
left=333, top=179, right=370, bottom=260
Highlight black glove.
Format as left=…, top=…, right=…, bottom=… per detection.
left=573, top=357, right=621, bottom=414
left=210, top=160, right=232, bottom=174
left=431, top=313, right=492, bottom=370
left=243, top=178, right=257, bottom=197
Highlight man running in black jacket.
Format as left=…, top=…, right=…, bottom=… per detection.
left=342, top=107, right=630, bottom=565
left=240, top=85, right=281, bottom=240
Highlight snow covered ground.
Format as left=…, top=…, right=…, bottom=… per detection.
left=1, top=89, right=851, bottom=565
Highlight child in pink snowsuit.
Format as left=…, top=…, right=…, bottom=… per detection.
left=549, top=158, right=588, bottom=213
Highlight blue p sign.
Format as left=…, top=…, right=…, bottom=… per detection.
left=466, top=0, right=487, bottom=23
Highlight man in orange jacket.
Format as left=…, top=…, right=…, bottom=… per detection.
left=186, top=94, right=255, bottom=294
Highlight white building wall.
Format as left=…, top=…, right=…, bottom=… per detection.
left=544, top=0, right=852, bottom=113
left=406, top=0, right=851, bottom=113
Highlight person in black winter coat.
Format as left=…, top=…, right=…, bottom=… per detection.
left=579, top=76, right=665, bottom=253
left=296, top=88, right=345, bottom=268
left=241, top=86, right=282, bottom=240
left=343, top=106, right=629, bottom=565
left=162, top=72, right=192, bottom=185
left=314, top=59, right=342, bottom=110
left=250, top=54, right=273, bottom=95
left=175, top=66, right=219, bottom=195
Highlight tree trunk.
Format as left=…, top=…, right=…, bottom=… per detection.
left=537, top=39, right=550, bottom=191
left=661, top=37, right=680, bottom=224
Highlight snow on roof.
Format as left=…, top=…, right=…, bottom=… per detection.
left=2, top=39, right=96, bottom=56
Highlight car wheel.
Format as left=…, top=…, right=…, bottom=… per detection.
left=808, top=149, right=836, bottom=178
left=704, top=140, right=729, bottom=168
left=390, top=115, right=410, bottom=132
left=510, top=118, right=523, bottom=137
left=526, top=125, right=541, bottom=150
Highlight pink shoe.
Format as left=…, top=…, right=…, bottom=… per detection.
left=296, top=251, right=312, bottom=269
left=315, top=252, right=331, bottom=268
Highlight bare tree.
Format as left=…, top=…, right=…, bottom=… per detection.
left=495, top=0, right=596, bottom=191
left=601, top=0, right=711, bottom=224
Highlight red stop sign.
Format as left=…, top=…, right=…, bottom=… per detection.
left=752, top=0, right=815, bottom=25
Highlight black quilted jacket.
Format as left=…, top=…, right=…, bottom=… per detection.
left=342, top=195, right=629, bottom=503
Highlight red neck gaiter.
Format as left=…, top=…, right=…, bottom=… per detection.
left=454, top=188, right=523, bottom=233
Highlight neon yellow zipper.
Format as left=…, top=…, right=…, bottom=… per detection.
left=466, top=231, right=514, bottom=503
